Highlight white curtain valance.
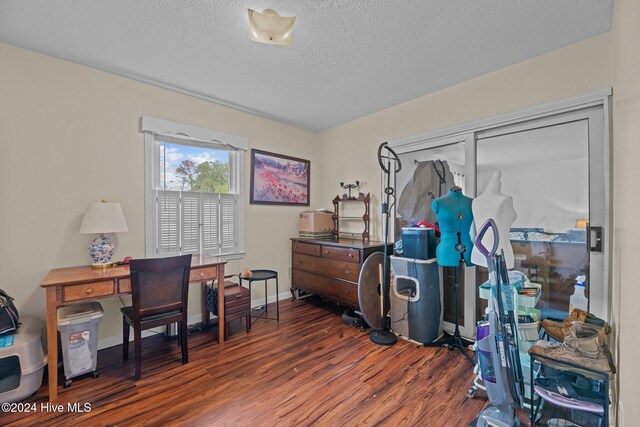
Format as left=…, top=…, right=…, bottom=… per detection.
left=141, top=115, right=248, bottom=151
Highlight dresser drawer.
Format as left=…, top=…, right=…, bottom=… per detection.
left=292, top=241, right=321, bottom=256
left=225, top=303, right=251, bottom=317
left=190, top=266, right=218, bottom=282
left=292, top=253, right=360, bottom=282
left=63, top=281, right=115, bottom=302
left=224, top=287, right=250, bottom=309
left=320, top=245, right=360, bottom=263
left=292, top=270, right=358, bottom=306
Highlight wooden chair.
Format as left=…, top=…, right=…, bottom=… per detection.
left=121, top=254, right=192, bottom=379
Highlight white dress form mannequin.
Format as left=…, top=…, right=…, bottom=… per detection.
left=471, top=171, right=517, bottom=268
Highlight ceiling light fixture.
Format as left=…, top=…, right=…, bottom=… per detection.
left=247, top=8, right=296, bottom=47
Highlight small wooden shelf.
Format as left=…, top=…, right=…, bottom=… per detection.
left=332, top=192, right=370, bottom=241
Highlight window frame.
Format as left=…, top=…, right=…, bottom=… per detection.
left=142, top=115, right=247, bottom=259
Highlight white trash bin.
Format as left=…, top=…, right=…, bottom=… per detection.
left=57, top=302, right=103, bottom=387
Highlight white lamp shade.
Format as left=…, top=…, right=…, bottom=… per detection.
left=248, top=9, right=296, bottom=47
left=79, top=202, right=129, bottom=234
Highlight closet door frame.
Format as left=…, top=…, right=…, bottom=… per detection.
left=390, top=89, right=611, bottom=337
left=475, top=106, right=608, bottom=320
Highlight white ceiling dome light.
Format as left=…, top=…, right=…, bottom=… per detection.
left=248, top=8, right=296, bottom=47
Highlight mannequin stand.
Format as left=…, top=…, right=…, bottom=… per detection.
left=424, top=264, right=475, bottom=366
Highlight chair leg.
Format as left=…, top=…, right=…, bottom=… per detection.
left=134, top=326, right=142, bottom=380
left=246, top=315, right=250, bottom=333
left=122, top=318, right=130, bottom=362
left=180, top=320, right=188, bottom=364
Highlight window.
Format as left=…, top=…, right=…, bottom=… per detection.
left=142, top=116, right=247, bottom=258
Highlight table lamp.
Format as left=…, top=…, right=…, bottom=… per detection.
left=79, top=200, right=129, bottom=269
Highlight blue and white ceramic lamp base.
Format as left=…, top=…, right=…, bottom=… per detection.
left=89, top=235, right=115, bottom=269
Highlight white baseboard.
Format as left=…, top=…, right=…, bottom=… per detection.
left=251, top=290, right=292, bottom=309
left=97, top=290, right=292, bottom=350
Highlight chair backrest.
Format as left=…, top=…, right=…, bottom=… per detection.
left=129, top=254, right=192, bottom=319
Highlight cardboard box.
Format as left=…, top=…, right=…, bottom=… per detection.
left=299, top=211, right=334, bottom=236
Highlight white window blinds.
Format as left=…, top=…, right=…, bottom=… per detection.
left=155, top=190, right=239, bottom=256
left=143, top=115, right=246, bottom=259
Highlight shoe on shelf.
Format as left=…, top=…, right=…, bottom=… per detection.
left=566, top=322, right=616, bottom=374
left=541, top=308, right=611, bottom=342
left=535, top=371, right=607, bottom=404
left=546, top=418, right=582, bottom=427
left=529, top=322, right=615, bottom=377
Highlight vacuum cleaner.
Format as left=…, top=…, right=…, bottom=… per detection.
left=471, top=219, right=524, bottom=427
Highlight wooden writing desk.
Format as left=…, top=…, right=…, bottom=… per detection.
left=40, top=255, right=226, bottom=401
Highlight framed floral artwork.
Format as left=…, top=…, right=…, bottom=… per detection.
left=250, top=149, right=310, bottom=206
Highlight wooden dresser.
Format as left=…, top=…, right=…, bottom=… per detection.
left=290, top=238, right=391, bottom=308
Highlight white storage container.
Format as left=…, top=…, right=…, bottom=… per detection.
left=57, top=302, right=103, bottom=386
left=0, top=317, right=47, bottom=403
left=517, top=321, right=540, bottom=341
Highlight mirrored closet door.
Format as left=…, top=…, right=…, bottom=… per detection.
left=391, top=99, right=609, bottom=338
left=396, top=137, right=478, bottom=338
left=475, top=106, right=607, bottom=321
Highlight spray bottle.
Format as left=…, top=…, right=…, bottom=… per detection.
left=569, top=275, right=588, bottom=314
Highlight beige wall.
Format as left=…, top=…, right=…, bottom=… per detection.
left=611, top=0, right=640, bottom=423
left=315, top=31, right=620, bottom=417
left=1, top=22, right=631, bottom=416
left=0, top=42, right=318, bottom=343
left=315, top=34, right=612, bottom=242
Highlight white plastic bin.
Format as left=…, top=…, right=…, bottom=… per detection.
left=0, top=317, right=47, bottom=403
left=57, top=302, right=103, bottom=385
left=517, top=321, right=540, bottom=341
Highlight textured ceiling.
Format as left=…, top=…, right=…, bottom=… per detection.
left=0, top=1, right=612, bottom=131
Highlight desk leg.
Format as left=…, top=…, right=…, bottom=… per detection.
left=201, top=281, right=209, bottom=326
left=217, top=263, right=225, bottom=343
left=46, top=287, right=58, bottom=401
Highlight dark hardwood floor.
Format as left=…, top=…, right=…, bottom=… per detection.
left=2, top=297, right=528, bottom=426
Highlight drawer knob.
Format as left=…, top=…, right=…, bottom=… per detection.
left=85, top=288, right=94, bottom=294
left=349, top=253, right=353, bottom=258
left=345, top=269, right=351, bottom=275
left=200, top=272, right=204, bottom=277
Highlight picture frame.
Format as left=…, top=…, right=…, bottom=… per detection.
left=250, top=149, right=310, bottom=206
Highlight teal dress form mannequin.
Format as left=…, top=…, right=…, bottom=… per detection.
left=432, top=187, right=474, bottom=267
